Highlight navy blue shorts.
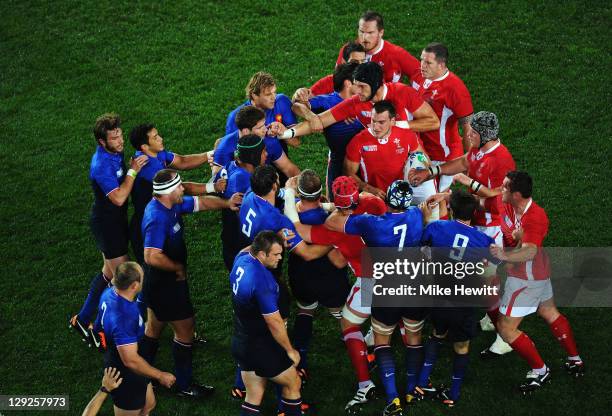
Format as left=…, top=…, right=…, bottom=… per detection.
left=431, top=307, right=478, bottom=342
left=232, top=335, right=293, bottom=379
left=143, top=271, right=194, bottom=322
left=90, top=214, right=129, bottom=259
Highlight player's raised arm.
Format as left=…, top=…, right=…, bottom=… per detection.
left=409, top=153, right=469, bottom=186
left=170, top=152, right=209, bottom=170
left=279, top=109, right=338, bottom=140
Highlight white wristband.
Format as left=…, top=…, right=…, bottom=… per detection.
left=127, top=169, right=137, bottom=179
left=283, top=188, right=300, bottom=223
left=205, top=182, right=216, bottom=193
left=280, top=128, right=296, bottom=140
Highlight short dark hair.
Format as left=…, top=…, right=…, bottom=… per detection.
left=333, top=62, right=358, bottom=92
left=342, top=41, right=365, bottom=62
left=373, top=100, right=396, bottom=119
left=450, top=189, right=478, bottom=221
left=129, top=123, right=155, bottom=151
left=93, top=113, right=121, bottom=144
left=250, top=230, right=284, bottom=256
left=423, top=42, right=449, bottom=64
left=250, top=165, right=278, bottom=196
left=235, top=106, right=266, bottom=130
left=506, top=171, right=533, bottom=198
left=360, top=10, right=384, bottom=30
left=298, top=169, right=322, bottom=202
left=113, top=261, right=142, bottom=290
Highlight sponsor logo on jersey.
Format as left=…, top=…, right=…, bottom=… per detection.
left=361, top=111, right=372, bottom=118
left=362, top=145, right=378, bottom=152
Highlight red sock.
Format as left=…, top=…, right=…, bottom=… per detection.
left=342, top=327, right=370, bottom=383
left=549, top=314, right=579, bottom=357
left=510, top=332, right=545, bottom=369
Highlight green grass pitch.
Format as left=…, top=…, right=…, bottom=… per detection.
left=1, top=1, right=610, bottom=415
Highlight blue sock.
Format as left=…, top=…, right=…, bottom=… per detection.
left=293, top=313, right=313, bottom=370
left=172, top=339, right=193, bottom=390
left=450, top=353, right=469, bottom=401
left=234, top=365, right=245, bottom=390
left=417, top=338, right=443, bottom=388
left=136, top=291, right=147, bottom=318
left=405, top=343, right=424, bottom=392
left=375, top=345, right=399, bottom=404
left=279, top=397, right=302, bottom=416
left=240, top=401, right=261, bottom=415
left=77, top=272, right=109, bottom=325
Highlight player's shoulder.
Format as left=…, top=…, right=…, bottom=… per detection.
left=384, top=39, right=409, bottom=54
left=275, top=93, right=292, bottom=106
left=526, top=200, right=548, bottom=222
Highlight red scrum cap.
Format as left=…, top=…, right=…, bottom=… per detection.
left=332, top=176, right=359, bottom=209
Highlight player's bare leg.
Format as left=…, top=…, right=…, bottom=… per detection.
left=241, top=371, right=267, bottom=415
left=537, top=298, right=584, bottom=377
left=140, top=382, right=156, bottom=415
left=270, top=366, right=303, bottom=415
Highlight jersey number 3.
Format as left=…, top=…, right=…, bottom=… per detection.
left=232, top=267, right=245, bottom=295
left=242, top=208, right=257, bottom=237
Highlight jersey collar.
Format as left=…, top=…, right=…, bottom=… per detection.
left=423, top=70, right=450, bottom=89
left=367, top=39, right=385, bottom=58
left=475, top=141, right=501, bottom=159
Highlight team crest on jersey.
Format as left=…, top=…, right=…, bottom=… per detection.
left=275, top=114, right=282, bottom=123
left=173, top=222, right=181, bottom=233
left=431, top=90, right=439, bottom=99
left=116, top=168, right=123, bottom=177
left=363, top=145, right=378, bottom=152
left=504, top=215, right=513, bottom=228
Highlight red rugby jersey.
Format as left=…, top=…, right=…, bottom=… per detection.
left=467, top=142, right=516, bottom=227
left=501, top=199, right=550, bottom=280
left=345, top=126, right=419, bottom=192
left=336, top=40, right=420, bottom=83
left=330, top=83, right=424, bottom=128
left=411, top=70, right=473, bottom=161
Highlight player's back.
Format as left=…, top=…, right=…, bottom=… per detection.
left=345, top=206, right=423, bottom=249
left=422, top=220, right=495, bottom=263
left=231, top=251, right=279, bottom=338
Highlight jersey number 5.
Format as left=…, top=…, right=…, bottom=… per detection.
left=242, top=208, right=257, bottom=237
left=232, top=267, right=245, bottom=295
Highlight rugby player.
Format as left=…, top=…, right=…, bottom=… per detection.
left=128, top=123, right=221, bottom=265
left=415, top=190, right=500, bottom=407
left=283, top=176, right=386, bottom=412
left=282, top=170, right=351, bottom=383
left=344, top=100, right=428, bottom=199
left=226, top=72, right=299, bottom=153
left=325, top=180, right=430, bottom=416
left=410, top=111, right=516, bottom=356
left=294, top=42, right=366, bottom=99
left=213, top=105, right=300, bottom=181
left=95, top=262, right=175, bottom=415
left=292, top=63, right=364, bottom=199
left=215, top=134, right=268, bottom=271
left=411, top=42, right=474, bottom=191
left=491, top=171, right=584, bottom=393
left=70, top=113, right=148, bottom=348
left=279, top=62, right=439, bottom=140
left=230, top=231, right=303, bottom=416
left=336, top=11, right=421, bottom=84
left=138, top=169, right=241, bottom=399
